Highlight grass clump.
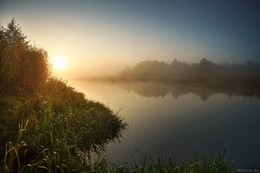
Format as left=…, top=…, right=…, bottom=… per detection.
left=122, top=151, right=233, bottom=173
left=0, top=78, right=127, bottom=172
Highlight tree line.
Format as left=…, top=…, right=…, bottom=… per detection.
left=118, top=59, right=260, bottom=85
left=0, top=19, right=49, bottom=93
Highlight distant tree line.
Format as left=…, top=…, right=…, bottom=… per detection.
left=118, top=59, right=260, bottom=85
left=0, top=19, right=49, bottom=93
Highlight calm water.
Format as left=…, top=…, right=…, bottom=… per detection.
left=70, top=80, right=260, bottom=169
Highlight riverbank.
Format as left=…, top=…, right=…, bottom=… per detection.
left=0, top=78, right=127, bottom=172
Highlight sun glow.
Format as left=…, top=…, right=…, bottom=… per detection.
left=51, top=55, right=68, bottom=70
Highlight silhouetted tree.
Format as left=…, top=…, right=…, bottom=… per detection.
left=0, top=19, right=50, bottom=92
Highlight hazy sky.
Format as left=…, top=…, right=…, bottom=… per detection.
left=1, top=0, right=260, bottom=78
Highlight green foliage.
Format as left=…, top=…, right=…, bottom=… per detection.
left=0, top=19, right=50, bottom=92
left=126, top=151, right=233, bottom=173
left=1, top=141, right=234, bottom=173
left=0, top=78, right=127, bottom=172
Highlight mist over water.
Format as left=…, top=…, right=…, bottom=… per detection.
left=2, top=0, right=260, bottom=170
left=70, top=80, right=260, bottom=169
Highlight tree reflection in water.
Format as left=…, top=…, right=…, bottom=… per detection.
left=118, top=82, right=260, bottom=100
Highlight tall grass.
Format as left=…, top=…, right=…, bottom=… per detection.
left=0, top=78, right=127, bottom=172
left=2, top=138, right=234, bottom=173
left=128, top=151, right=233, bottom=173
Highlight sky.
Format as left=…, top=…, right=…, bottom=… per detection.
left=1, top=0, right=260, bottom=78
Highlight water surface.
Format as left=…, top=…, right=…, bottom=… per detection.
left=70, top=80, right=260, bottom=169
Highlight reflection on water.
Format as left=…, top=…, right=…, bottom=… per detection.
left=70, top=80, right=260, bottom=169
left=119, top=82, right=260, bottom=100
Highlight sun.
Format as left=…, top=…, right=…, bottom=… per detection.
left=51, top=55, right=68, bottom=70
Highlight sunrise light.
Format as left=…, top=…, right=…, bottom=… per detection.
left=51, top=54, right=68, bottom=70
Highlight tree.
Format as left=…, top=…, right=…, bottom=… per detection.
left=0, top=19, right=50, bottom=92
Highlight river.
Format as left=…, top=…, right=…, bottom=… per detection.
left=70, top=80, right=260, bottom=169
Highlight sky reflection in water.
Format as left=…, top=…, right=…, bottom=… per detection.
left=70, top=81, right=260, bottom=169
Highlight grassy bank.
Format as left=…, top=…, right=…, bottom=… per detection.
left=0, top=78, right=127, bottom=172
